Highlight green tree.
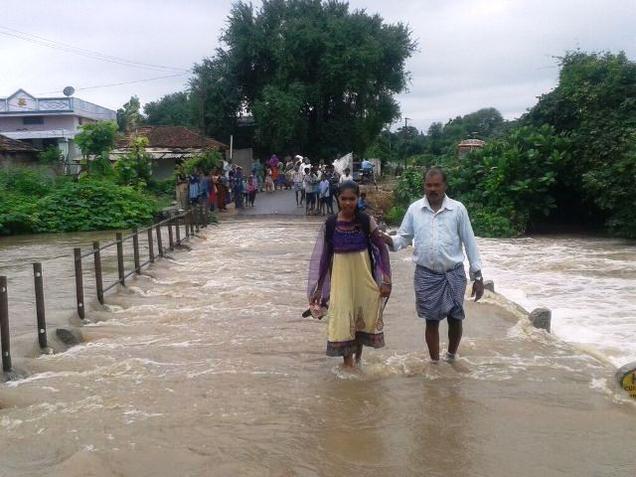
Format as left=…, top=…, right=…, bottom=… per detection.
left=192, top=0, right=415, bottom=158
left=114, top=136, right=153, bottom=187
left=144, top=92, right=194, bottom=127
left=75, top=121, right=118, bottom=158
left=524, top=51, right=636, bottom=236
left=116, top=95, right=144, bottom=132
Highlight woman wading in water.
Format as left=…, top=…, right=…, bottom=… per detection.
left=308, top=181, right=392, bottom=369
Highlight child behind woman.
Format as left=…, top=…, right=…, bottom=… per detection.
left=319, top=174, right=333, bottom=216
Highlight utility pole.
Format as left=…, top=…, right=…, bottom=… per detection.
left=402, top=117, right=412, bottom=168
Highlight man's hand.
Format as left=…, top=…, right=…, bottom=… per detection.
left=471, top=280, right=484, bottom=302
left=311, top=289, right=322, bottom=305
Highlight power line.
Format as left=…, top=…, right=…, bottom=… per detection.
left=35, top=72, right=192, bottom=96
left=0, top=26, right=191, bottom=73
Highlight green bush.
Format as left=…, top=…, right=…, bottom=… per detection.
left=385, top=205, right=406, bottom=225
left=0, top=167, right=57, bottom=197
left=0, top=192, right=39, bottom=235
left=36, top=179, right=157, bottom=232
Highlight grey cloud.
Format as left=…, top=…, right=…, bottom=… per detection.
left=1, top=0, right=634, bottom=132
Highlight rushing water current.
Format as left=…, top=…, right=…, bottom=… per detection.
left=0, top=218, right=634, bottom=476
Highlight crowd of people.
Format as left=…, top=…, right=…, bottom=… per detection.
left=184, top=161, right=258, bottom=212
left=184, top=154, right=371, bottom=216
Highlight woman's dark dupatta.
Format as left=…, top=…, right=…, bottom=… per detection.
left=307, top=213, right=391, bottom=308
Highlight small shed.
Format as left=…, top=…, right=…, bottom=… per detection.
left=111, top=126, right=228, bottom=179
left=458, top=139, right=486, bottom=157
left=0, top=134, right=41, bottom=166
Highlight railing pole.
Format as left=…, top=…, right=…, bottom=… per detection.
left=155, top=224, right=164, bottom=257
left=195, top=207, right=200, bottom=233
left=33, top=263, right=48, bottom=349
left=0, top=276, right=12, bottom=372
left=132, top=227, right=140, bottom=273
left=192, top=209, right=197, bottom=235
left=116, top=232, right=125, bottom=285
left=175, top=215, right=182, bottom=245
left=168, top=220, right=175, bottom=250
left=93, top=241, right=104, bottom=305
left=147, top=227, right=155, bottom=263
left=185, top=211, right=191, bottom=239
left=205, top=204, right=209, bottom=227
left=73, top=248, right=85, bottom=320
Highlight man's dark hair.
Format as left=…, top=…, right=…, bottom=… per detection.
left=425, top=166, right=447, bottom=184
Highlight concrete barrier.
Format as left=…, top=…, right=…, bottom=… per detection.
left=616, top=362, right=636, bottom=399
left=529, top=307, right=551, bottom=333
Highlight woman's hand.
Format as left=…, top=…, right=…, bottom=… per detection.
left=379, top=282, right=392, bottom=298
left=311, top=289, right=322, bottom=305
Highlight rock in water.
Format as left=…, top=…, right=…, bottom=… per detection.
left=55, top=328, right=82, bottom=346
left=484, top=280, right=495, bottom=292
left=529, top=307, right=551, bottom=333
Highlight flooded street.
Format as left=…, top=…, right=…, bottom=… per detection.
left=0, top=215, right=635, bottom=476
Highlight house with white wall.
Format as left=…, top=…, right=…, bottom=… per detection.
left=0, top=89, right=116, bottom=166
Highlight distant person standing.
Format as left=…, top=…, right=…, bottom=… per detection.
left=339, top=167, right=353, bottom=184
left=251, top=158, right=264, bottom=192
left=379, top=167, right=484, bottom=363
left=265, top=168, right=275, bottom=193
left=319, top=174, right=333, bottom=215
left=303, top=166, right=320, bottom=215
left=247, top=174, right=257, bottom=207
left=292, top=165, right=304, bottom=207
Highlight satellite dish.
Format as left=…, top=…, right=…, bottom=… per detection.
left=63, top=86, right=75, bottom=97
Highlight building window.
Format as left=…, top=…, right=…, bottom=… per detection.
left=23, top=116, right=44, bottom=125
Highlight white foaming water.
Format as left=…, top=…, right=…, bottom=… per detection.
left=478, top=236, right=636, bottom=367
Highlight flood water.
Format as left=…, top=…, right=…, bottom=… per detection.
left=0, top=218, right=634, bottom=476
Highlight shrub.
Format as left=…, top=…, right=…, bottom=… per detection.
left=36, top=179, right=157, bottom=232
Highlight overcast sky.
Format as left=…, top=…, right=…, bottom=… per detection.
left=1, top=0, right=634, bottom=132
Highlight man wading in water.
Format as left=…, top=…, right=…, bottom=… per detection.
left=379, top=167, right=484, bottom=363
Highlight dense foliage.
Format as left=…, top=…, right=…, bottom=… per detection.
left=144, top=92, right=194, bottom=128
left=0, top=168, right=158, bottom=235
left=145, top=0, right=414, bottom=157
left=523, top=51, right=636, bottom=237
left=389, top=51, right=635, bottom=238
left=36, top=179, right=156, bottom=233
left=74, top=121, right=118, bottom=158
left=0, top=124, right=171, bottom=235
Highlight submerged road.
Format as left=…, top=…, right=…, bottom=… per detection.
left=0, top=193, right=634, bottom=476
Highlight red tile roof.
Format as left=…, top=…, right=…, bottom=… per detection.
left=0, top=134, right=41, bottom=152
left=116, top=126, right=227, bottom=150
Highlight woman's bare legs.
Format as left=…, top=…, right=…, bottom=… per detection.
left=355, top=343, right=363, bottom=365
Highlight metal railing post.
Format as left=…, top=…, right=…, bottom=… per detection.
left=73, top=248, right=85, bottom=320
left=116, top=233, right=125, bottom=285
left=93, top=241, right=104, bottom=305
left=132, top=227, right=140, bottom=273
left=33, top=263, right=48, bottom=349
left=155, top=224, right=163, bottom=257
left=185, top=211, right=191, bottom=239
left=175, top=215, right=182, bottom=245
left=147, top=227, right=155, bottom=263
left=168, top=220, right=175, bottom=250
left=0, top=276, right=12, bottom=372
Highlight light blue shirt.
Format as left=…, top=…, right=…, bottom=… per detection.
left=391, top=195, right=482, bottom=279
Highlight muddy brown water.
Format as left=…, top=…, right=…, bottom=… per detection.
left=0, top=218, right=634, bottom=476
